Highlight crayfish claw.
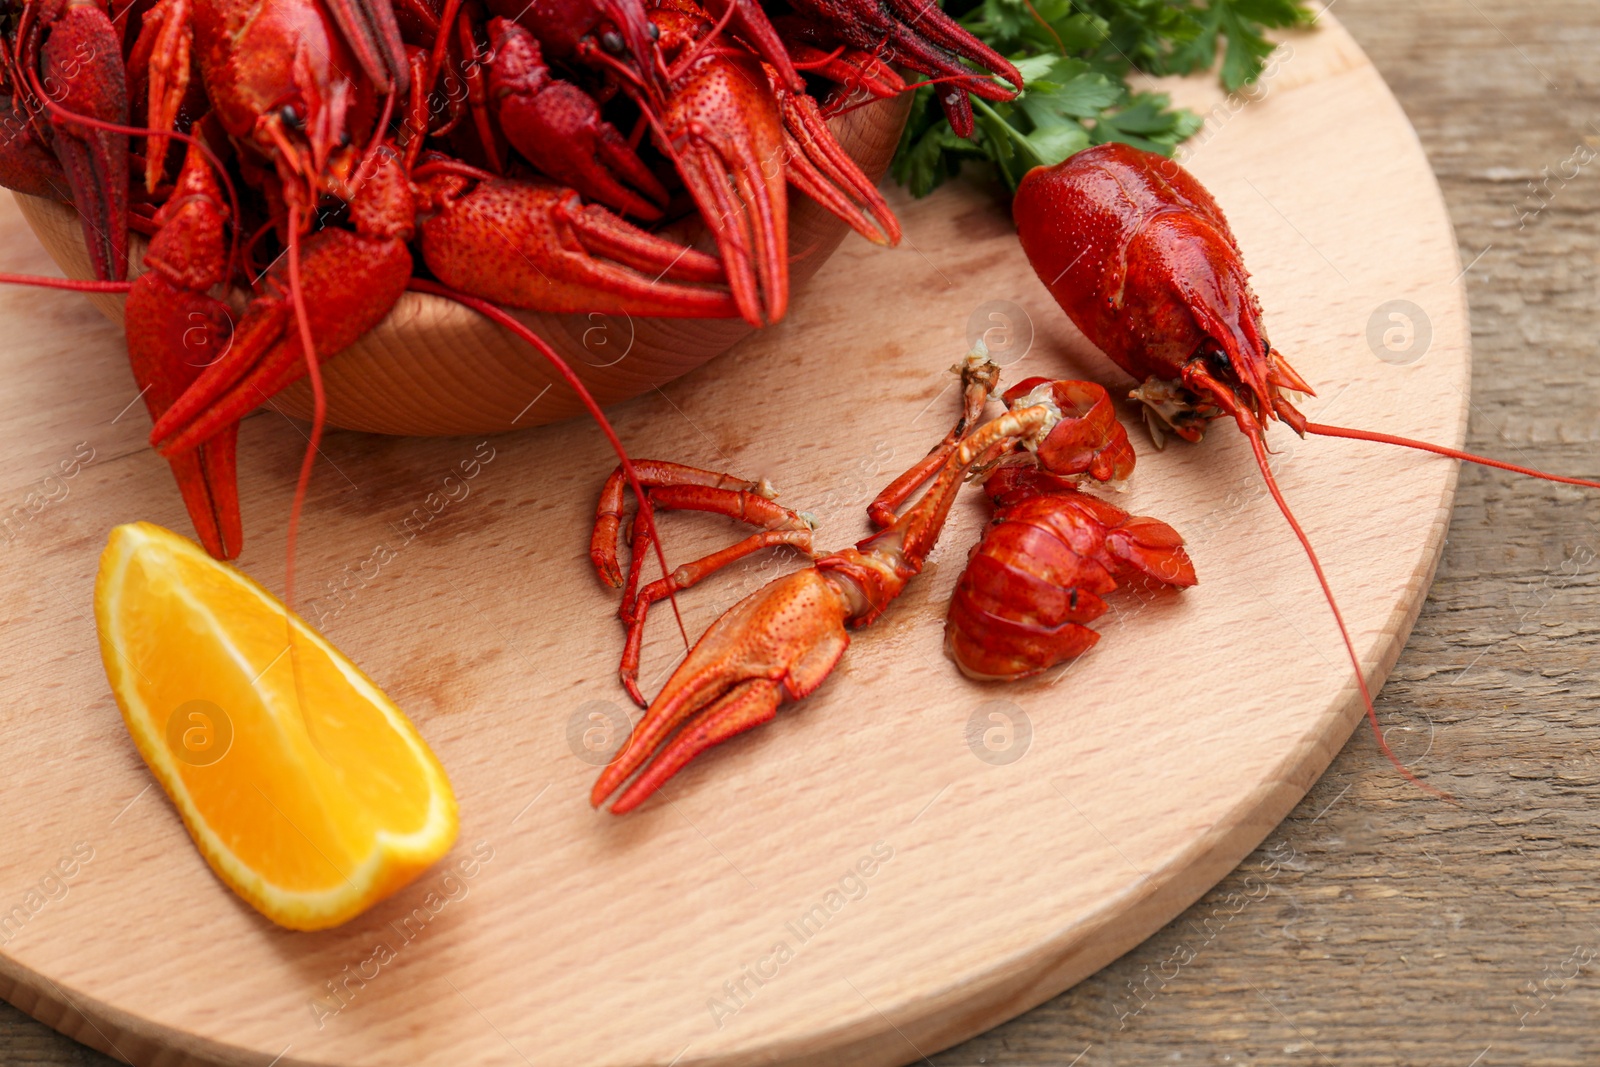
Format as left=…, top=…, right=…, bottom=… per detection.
left=42, top=0, right=130, bottom=280
left=775, top=84, right=900, bottom=247
left=419, top=178, right=738, bottom=318
left=592, top=568, right=851, bottom=813
left=487, top=19, right=670, bottom=220
left=607, top=679, right=782, bottom=814
left=165, top=431, right=244, bottom=560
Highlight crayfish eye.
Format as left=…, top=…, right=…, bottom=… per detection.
left=1202, top=343, right=1234, bottom=378
left=600, top=29, right=625, bottom=53
left=278, top=104, right=305, bottom=132
left=648, top=22, right=659, bottom=40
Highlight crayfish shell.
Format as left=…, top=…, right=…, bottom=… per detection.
left=945, top=485, right=1198, bottom=682
left=15, top=92, right=910, bottom=435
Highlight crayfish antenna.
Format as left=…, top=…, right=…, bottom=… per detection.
left=406, top=279, right=688, bottom=650
left=280, top=209, right=323, bottom=613
left=0, top=274, right=132, bottom=292
left=1303, top=422, right=1600, bottom=491
left=1185, top=364, right=1452, bottom=801
left=1242, top=424, right=1454, bottom=803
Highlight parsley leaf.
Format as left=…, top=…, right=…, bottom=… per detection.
left=889, top=0, right=1312, bottom=197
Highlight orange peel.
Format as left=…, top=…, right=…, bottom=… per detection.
left=95, top=522, right=457, bottom=930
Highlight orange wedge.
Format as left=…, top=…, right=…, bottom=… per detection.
left=94, top=522, right=458, bottom=931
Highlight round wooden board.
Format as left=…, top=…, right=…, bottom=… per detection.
left=0, top=15, right=1469, bottom=1067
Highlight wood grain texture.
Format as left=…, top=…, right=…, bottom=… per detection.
left=0, top=2, right=1580, bottom=1065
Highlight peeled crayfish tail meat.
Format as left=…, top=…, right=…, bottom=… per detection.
left=946, top=466, right=1196, bottom=682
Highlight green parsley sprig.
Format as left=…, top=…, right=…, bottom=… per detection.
left=890, top=0, right=1314, bottom=197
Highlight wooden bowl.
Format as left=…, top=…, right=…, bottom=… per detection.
left=14, top=93, right=911, bottom=435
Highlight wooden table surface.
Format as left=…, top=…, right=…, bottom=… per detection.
left=3, top=1, right=1596, bottom=1064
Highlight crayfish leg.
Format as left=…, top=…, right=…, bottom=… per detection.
left=590, top=459, right=778, bottom=587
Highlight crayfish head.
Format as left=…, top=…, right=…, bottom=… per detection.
left=1182, top=350, right=1313, bottom=446
left=1013, top=145, right=1317, bottom=447
left=592, top=568, right=852, bottom=814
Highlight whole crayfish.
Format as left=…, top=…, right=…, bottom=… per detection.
left=1014, top=142, right=1600, bottom=790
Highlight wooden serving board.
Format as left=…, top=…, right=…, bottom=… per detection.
left=0, top=15, right=1469, bottom=1067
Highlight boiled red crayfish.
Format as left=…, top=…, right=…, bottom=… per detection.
left=587, top=355, right=1196, bottom=813
left=1013, top=142, right=1600, bottom=792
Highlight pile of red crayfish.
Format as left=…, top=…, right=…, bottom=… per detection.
left=0, top=0, right=1023, bottom=560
